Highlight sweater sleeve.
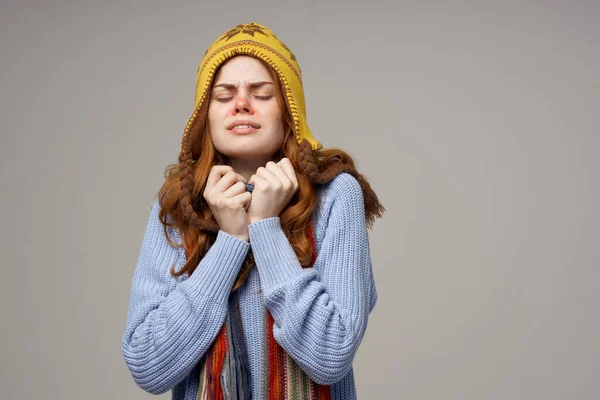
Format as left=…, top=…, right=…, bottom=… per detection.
left=121, top=197, right=250, bottom=394
left=247, top=173, right=378, bottom=385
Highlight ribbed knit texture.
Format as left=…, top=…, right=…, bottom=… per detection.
left=122, top=172, right=378, bottom=399
left=198, top=219, right=331, bottom=399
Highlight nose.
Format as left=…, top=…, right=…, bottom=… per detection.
left=233, top=91, right=254, bottom=115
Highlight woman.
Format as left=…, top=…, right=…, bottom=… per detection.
left=122, top=22, right=385, bottom=399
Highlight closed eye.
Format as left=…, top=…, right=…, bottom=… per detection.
left=215, top=95, right=273, bottom=103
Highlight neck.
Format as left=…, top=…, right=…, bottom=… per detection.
left=227, top=152, right=282, bottom=181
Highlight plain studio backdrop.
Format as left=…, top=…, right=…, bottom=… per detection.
left=0, top=1, right=598, bottom=399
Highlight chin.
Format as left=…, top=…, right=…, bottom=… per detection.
left=213, top=133, right=283, bottom=159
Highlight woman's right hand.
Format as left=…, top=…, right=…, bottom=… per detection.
left=203, top=165, right=252, bottom=242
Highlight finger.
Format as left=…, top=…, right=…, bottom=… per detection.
left=249, top=174, right=267, bottom=188
left=213, top=170, right=240, bottom=193
left=265, top=161, right=291, bottom=186
left=277, top=158, right=298, bottom=189
left=222, top=181, right=247, bottom=198
left=256, top=166, right=279, bottom=186
left=205, top=165, right=233, bottom=193
left=229, top=191, right=252, bottom=210
left=214, top=170, right=246, bottom=194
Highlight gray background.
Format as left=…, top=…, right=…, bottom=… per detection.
left=1, top=1, right=598, bottom=399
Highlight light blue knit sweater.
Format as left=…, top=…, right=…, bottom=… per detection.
left=122, top=172, right=378, bottom=399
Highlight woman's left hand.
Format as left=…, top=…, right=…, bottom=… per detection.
left=247, top=158, right=299, bottom=224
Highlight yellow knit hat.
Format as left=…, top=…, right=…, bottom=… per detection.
left=181, top=22, right=323, bottom=158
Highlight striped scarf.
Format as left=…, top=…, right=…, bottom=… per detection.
left=197, top=220, right=331, bottom=399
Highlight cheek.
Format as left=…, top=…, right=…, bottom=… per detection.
left=207, top=104, right=217, bottom=121
left=264, top=104, right=284, bottom=125
left=207, top=104, right=227, bottom=128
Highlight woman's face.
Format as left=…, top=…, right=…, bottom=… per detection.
left=207, top=55, right=285, bottom=161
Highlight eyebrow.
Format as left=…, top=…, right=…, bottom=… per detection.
left=212, top=81, right=274, bottom=91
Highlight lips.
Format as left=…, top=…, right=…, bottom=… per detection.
left=227, top=120, right=260, bottom=130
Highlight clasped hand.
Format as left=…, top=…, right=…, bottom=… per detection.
left=203, top=158, right=298, bottom=242
left=247, top=158, right=299, bottom=224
